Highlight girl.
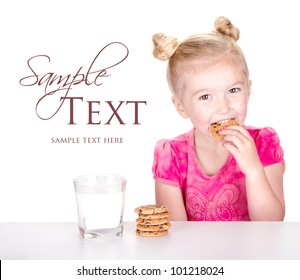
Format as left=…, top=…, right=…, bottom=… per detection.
left=152, top=16, right=285, bottom=221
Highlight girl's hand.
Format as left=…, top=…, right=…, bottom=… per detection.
left=220, top=125, right=263, bottom=176
left=220, top=126, right=285, bottom=220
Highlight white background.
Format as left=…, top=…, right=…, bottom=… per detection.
left=1, top=0, right=299, bottom=223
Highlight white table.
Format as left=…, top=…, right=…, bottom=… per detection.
left=0, top=222, right=299, bottom=259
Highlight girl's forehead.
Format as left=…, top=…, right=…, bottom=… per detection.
left=170, top=54, right=249, bottom=98
left=181, top=57, right=247, bottom=81
left=185, top=55, right=245, bottom=72
left=179, top=59, right=248, bottom=93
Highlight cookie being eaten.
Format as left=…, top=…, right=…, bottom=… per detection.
left=210, top=118, right=239, bottom=141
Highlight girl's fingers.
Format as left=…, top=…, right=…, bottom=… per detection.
left=220, top=125, right=250, bottom=138
left=221, top=126, right=255, bottom=153
left=222, top=133, right=244, bottom=147
left=220, top=125, right=252, bottom=143
left=220, top=127, right=244, bottom=143
left=222, top=141, right=238, bottom=155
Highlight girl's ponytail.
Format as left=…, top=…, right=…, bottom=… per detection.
left=152, top=33, right=179, bottom=61
left=214, top=16, right=240, bottom=42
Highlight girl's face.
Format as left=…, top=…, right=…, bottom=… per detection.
left=173, top=59, right=251, bottom=142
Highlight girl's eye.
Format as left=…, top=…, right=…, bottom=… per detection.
left=199, top=94, right=211, bottom=100
left=229, top=88, right=241, bottom=94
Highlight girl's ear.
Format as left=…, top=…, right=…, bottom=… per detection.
left=172, top=96, right=188, bottom=119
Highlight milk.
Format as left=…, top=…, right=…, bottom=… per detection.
left=75, top=187, right=125, bottom=230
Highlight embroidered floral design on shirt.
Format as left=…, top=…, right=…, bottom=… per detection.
left=186, top=184, right=240, bottom=221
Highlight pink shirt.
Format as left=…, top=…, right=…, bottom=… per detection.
left=152, top=127, right=284, bottom=221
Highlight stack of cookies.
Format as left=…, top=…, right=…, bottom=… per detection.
left=134, top=204, right=171, bottom=237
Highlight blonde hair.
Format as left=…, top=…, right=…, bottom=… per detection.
left=152, top=16, right=249, bottom=97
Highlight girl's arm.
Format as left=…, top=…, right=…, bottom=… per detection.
left=155, top=181, right=187, bottom=221
left=245, top=163, right=285, bottom=221
left=221, top=126, right=285, bottom=221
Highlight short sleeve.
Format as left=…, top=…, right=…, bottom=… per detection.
left=254, top=127, right=284, bottom=167
left=152, top=140, right=181, bottom=187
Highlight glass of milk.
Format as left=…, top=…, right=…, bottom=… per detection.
left=73, top=174, right=126, bottom=238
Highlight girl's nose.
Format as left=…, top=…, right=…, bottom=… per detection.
left=216, top=97, right=230, bottom=114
